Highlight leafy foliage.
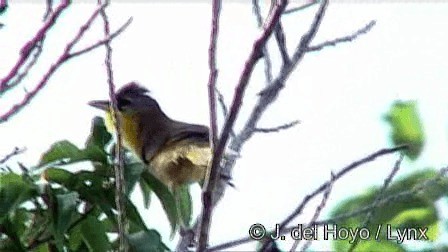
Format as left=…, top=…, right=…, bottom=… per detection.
left=0, top=117, right=192, bottom=251
left=384, top=101, right=425, bottom=160
left=330, top=101, right=447, bottom=251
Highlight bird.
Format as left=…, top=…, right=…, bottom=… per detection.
left=88, top=82, right=211, bottom=191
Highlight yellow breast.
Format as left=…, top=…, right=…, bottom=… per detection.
left=104, top=111, right=142, bottom=155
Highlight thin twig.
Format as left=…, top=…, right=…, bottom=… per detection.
left=252, top=0, right=273, bottom=84
left=183, top=0, right=376, bottom=249
left=278, top=145, right=406, bottom=233
left=68, top=17, right=132, bottom=60
left=99, top=1, right=128, bottom=251
left=254, top=120, right=299, bottom=133
left=207, top=0, right=221, bottom=150
left=0, top=1, right=70, bottom=93
left=0, top=147, right=26, bottom=165
left=215, top=87, right=235, bottom=138
left=261, top=145, right=406, bottom=251
left=43, top=0, right=53, bottom=21
left=283, top=0, right=319, bottom=15
left=297, top=172, right=334, bottom=252
left=348, top=153, right=403, bottom=252
left=198, top=2, right=288, bottom=251
left=240, top=0, right=330, bottom=146
left=274, top=21, right=290, bottom=66
left=215, top=87, right=228, bottom=118
left=1, top=41, right=44, bottom=98
left=209, top=151, right=442, bottom=252
left=0, top=3, right=126, bottom=124
left=307, top=20, right=376, bottom=52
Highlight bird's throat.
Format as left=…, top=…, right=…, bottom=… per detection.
left=104, top=111, right=142, bottom=156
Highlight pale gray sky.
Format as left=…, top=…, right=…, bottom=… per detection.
left=1, top=2, right=448, bottom=251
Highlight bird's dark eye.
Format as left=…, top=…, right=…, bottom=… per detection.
left=117, top=98, right=131, bottom=111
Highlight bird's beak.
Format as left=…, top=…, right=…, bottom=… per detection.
left=88, top=100, right=110, bottom=111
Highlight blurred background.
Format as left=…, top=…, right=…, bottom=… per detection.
left=1, top=1, right=448, bottom=251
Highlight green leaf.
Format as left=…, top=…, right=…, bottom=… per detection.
left=39, top=140, right=85, bottom=166
left=389, top=207, right=438, bottom=241
left=334, top=239, right=405, bottom=252
left=68, top=224, right=84, bottom=251
left=389, top=207, right=437, bottom=228
left=126, top=196, right=149, bottom=233
left=330, top=169, right=446, bottom=250
left=139, top=177, right=152, bottom=209
left=0, top=173, right=36, bottom=222
left=124, top=162, right=145, bottom=195
left=141, top=170, right=178, bottom=234
left=127, top=230, right=169, bottom=252
left=177, top=185, right=192, bottom=228
left=426, top=222, right=439, bottom=242
left=101, top=188, right=149, bottom=233
left=83, top=144, right=109, bottom=165
left=9, top=207, right=32, bottom=240
left=84, top=117, right=112, bottom=165
left=0, top=217, right=27, bottom=251
left=54, top=192, right=79, bottom=236
left=80, top=215, right=111, bottom=251
left=384, top=101, right=425, bottom=160
left=85, top=117, right=112, bottom=150
left=45, top=168, right=76, bottom=187
left=39, top=138, right=108, bottom=168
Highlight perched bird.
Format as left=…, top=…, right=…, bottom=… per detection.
left=88, top=82, right=211, bottom=190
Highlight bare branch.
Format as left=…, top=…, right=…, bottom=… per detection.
left=240, top=0, right=330, bottom=145
left=348, top=153, right=403, bottom=252
left=274, top=21, right=290, bottom=66
left=0, top=147, right=26, bottom=165
left=43, top=0, right=53, bottom=21
left=260, top=145, right=406, bottom=251
left=68, top=17, right=132, bottom=60
left=252, top=0, right=273, bottom=84
left=254, top=120, right=299, bottom=133
left=208, top=147, right=416, bottom=252
left=283, top=0, right=319, bottom=15
left=278, top=145, right=406, bottom=232
left=215, top=87, right=228, bottom=118
left=196, top=1, right=222, bottom=250
left=183, top=0, right=376, bottom=250
left=98, top=0, right=128, bottom=251
left=307, top=20, right=376, bottom=52
left=298, top=172, right=334, bottom=252
left=215, top=87, right=236, bottom=138
left=207, top=0, right=221, bottom=150
left=0, top=3, right=108, bottom=124
left=2, top=41, right=43, bottom=97
left=0, top=1, right=69, bottom=93
left=198, top=1, right=288, bottom=251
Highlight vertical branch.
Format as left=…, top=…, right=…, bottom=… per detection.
left=252, top=0, right=273, bottom=84
left=198, top=1, right=288, bottom=251
left=207, top=0, right=221, bottom=150
left=99, top=0, right=128, bottom=251
left=199, top=1, right=222, bottom=250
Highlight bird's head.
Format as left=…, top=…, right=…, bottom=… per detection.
left=88, top=82, right=161, bottom=114
left=89, top=82, right=165, bottom=139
